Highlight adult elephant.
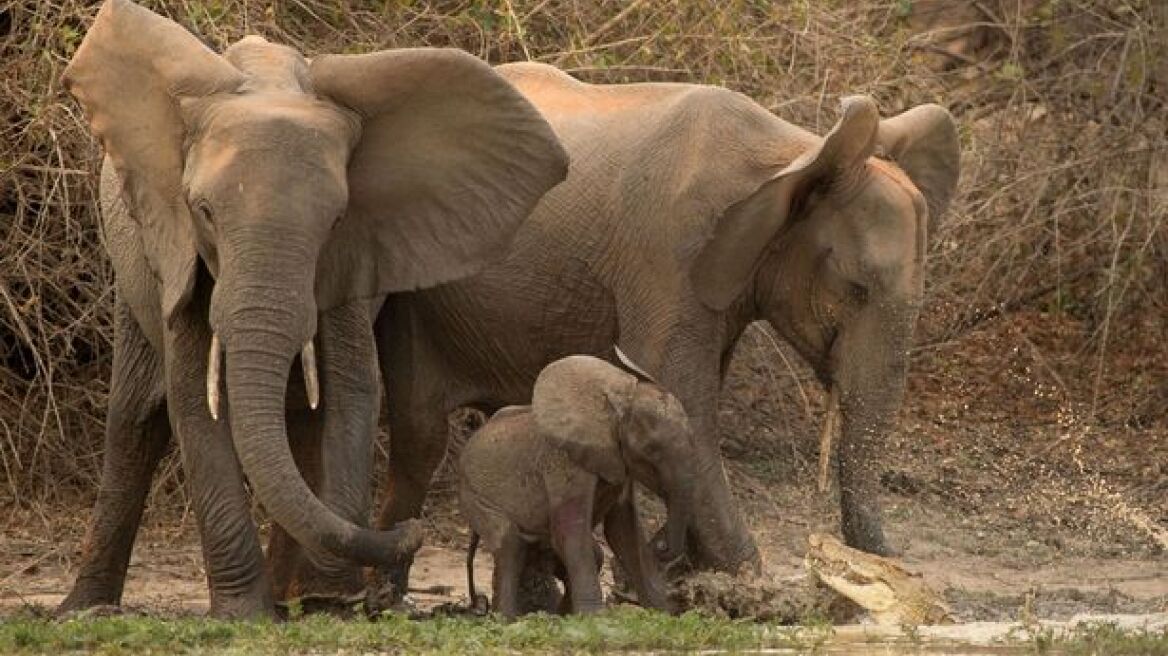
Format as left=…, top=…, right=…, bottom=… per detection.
left=371, top=62, right=959, bottom=587
left=57, top=0, right=567, bottom=618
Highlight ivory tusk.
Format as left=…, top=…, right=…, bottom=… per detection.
left=614, top=345, right=657, bottom=383
left=301, top=340, right=319, bottom=410
left=206, top=332, right=222, bottom=421
left=817, top=384, right=840, bottom=493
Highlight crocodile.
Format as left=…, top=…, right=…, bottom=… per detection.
left=804, top=533, right=954, bottom=626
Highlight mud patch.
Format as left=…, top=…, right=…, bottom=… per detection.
left=669, top=571, right=856, bottom=624
left=947, top=586, right=1168, bottom=623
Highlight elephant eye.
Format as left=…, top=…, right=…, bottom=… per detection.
left=193, top=199, right=214, bottom=224
left=848, top=281, right=869, bottom=305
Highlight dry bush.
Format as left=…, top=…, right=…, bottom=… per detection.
left=0, top=0, right=1164, bottom=523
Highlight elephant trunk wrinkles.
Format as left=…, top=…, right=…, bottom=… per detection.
left=662, top=483, right=691, bottom=561
left=833, top=306, right=914, bottom=556
left=223, top=305, right=419, bottom=569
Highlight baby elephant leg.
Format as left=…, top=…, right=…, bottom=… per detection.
left=604, top=493, right=671, bottom=612
left=550, top=493, right=604, bottom=614
left=554, top=540, right=605, bottom=615
left=490, top=528, right=527, bottom=619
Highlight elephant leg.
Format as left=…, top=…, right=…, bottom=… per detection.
left=490, top=529, right=526, bottom=619
left=374, top=390, right=450, bottom=598
left=165, top=285, right=274, bottom=619
left=549, top=486, right=604, bottom=614
left=624, top=332, right=760, bottom=574
left=604, top=492, right=669, bottom=612
left=58, top=302, right=169, bottom=613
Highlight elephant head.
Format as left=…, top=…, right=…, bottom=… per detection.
left=63, top=0, right=568, bottom=567
left=531, top=354, right=709, bottom=566
left=689, top=96, right=960, bottom=555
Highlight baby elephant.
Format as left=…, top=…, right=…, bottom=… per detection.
left=459, top=353, right=697, bottom=617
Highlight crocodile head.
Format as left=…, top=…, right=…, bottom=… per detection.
left=804, top=533, right=953, bottom=626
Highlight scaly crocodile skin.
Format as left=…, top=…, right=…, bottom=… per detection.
left=804, top=533, right=953, bottom=626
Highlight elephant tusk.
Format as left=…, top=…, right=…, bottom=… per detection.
left=817, top=384, right=840, bottom=493
left=301, top=340, right=319, bottom=410
left=614, top=345, right=657, bottom=383
left=206, top=332, right=223, bottom=421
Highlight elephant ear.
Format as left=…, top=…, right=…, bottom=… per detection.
left=62, top=0, right=243, bottom=325
left=532, top=356, right=636, bottom=485
left=690, top=96, right=880, bottom=311
left=877, top=104, right=961, bottom=236
left=309, top=49, right=570, bottom=308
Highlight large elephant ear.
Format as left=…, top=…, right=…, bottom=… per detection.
left=309, top=49, right=570, bottom=308
left=690, top=96, right=880, bottom=311
left=877, top=104, right=960, bottom=235
left=62, top=0, right=242, bottom=325
left=532, top=356, right=636, bottom=485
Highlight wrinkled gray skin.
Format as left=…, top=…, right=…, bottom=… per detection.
left=374, top=62, right=960, bottom=588
left=459, top=355, right=699, bottom=618
left=56, top=0, right=567, bottom=618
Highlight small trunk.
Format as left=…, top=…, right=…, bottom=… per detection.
left=663, top=499, right=688, bottom=560
left=225, top=325, right=421, bottom=569
left=684, top=445, right=761, bottom=573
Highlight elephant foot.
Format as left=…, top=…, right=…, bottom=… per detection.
left=363, top=520, right=428, bottom=616
left=56, top=580, right=122, bottom=616
left=276, top=591, right=366, bottom=619
left=208, top=592, right=278, bottom=620
left=285, top=563, right=365, bottom=604
left=841, top=506, right=898, bottom=557
left=365, top=557, right=413, bottom=617
left=208, top=574, right=278, bottom=620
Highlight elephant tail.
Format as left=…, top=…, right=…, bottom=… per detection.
left=467, top=532, right=487, bottom=613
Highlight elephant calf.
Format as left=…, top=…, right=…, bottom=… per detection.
left=459, top=353, right=701, bottom=617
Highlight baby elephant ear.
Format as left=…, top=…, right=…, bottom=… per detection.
left=532, top=356, right=636, bottom=485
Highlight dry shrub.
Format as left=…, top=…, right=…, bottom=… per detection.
left=0, top=1, right=1164, bottom=529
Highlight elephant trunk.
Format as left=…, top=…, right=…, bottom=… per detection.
left=685, top=444, right=761, bottom=574
left=832, top=305, right=914, bottom=556
left=663, top=494, right=689, bottom=561
left=221, top=297, right=421, bottom=569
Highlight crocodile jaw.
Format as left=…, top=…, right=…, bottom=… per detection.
left=805, top=562, right=904, bottom=625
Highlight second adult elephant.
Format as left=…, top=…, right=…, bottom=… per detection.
left=57, top=0, right=567, bottom=618
left=371, top=62, right=959, bottom=587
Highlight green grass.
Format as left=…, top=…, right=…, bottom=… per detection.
left=0, top=608, right=829, bottom=655
left=5, top=609, right=1165, bottom=654
left=1030, top=621, right=1168, bottom=656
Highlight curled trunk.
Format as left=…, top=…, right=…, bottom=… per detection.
left=224, top=317, right=421, bottom=569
